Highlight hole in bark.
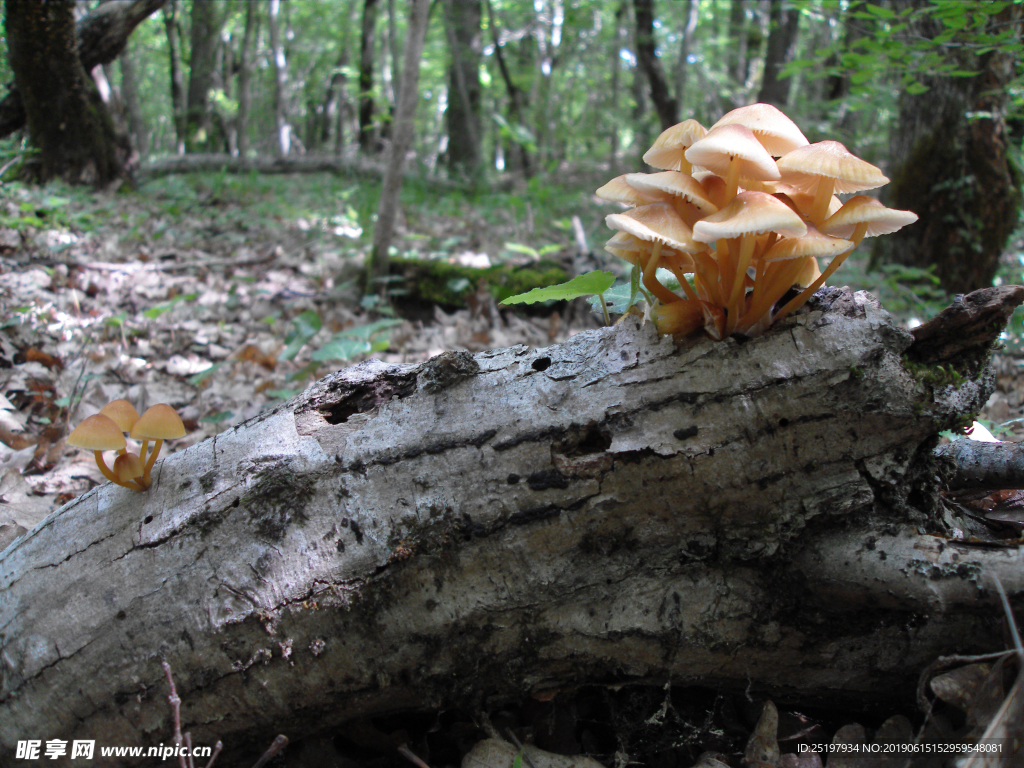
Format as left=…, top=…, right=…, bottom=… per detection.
left=143, top=515, right=153, bottom=524
left=532, top=357, right=551, bottom=371
left=319, top=375, right=418, bottom=424
left=779, top=418, right=790, bottom=427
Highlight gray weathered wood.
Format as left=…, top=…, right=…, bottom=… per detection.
left=0, top=288, right=1018, bottom=766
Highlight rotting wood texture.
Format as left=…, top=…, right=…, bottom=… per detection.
left=1, top=286, right=1023, bottom=767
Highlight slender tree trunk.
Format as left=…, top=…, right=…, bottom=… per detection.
left=484, top=0, right=531, bottom=178
left=365, top=0, right=431, bottom=289
left=757, top=0, right=801, bottom=108
left=873, top=1, right=1024, bottom=294
left=358, top=0, right=381, bottom=154
left=632, top=0, right=677, bottom=131
left=442, top=0, right=483, bottom=182
left=235, top=0, right=258, bottom=158
left=674, top=0, right=698, bottom=115
left=728, top=0, right=748, bottom=88
left=163, top=0, right=186, bottom=155
left=268, top=0, right=291, bottom=157
left=4, top=0, right=121, bottom=185
left=185, top=0, right=223, bottom=152
left=608, top=3, right=625, bottom=175
left=118, top=43, right=148, bottom=157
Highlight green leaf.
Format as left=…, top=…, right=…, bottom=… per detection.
left=281, top=309, right=322, bottom=361
left=500, top=271, right=616, bottom=305
left=188, top=361, right=222, bottom=387
left=311, top=338, right=371, bottom=362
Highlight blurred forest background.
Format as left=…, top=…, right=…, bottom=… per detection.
left=4, top=0, right=1024, bottom=506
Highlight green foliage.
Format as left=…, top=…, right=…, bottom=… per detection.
left=309, top=319, right=402, bottom=363
left=499, top=270, right=615, bottom=305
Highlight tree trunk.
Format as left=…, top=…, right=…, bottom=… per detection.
left=728, top=0, right=748, bottom=89
left=163, top=0, right=187, bottom=155
left=757, top=0, right=801, bottom=108
left=872, top=1, right=1024, bottom=294
left=185, top=0, right=224, bottom=152
left=364, top=0, right=431, bottom=290
left=632, top=0, right=677, bottom=131
left=1, top=286, right=1022, bottom=766
left=4, top=0, right=121, bottom=185
left=118, top=41, right=148, bottom=158
left=235, top=0, right=258, bottom=158
left=442, top=0, right=483, bottom=182
left=268, top=0, right=291, bottom=157
left=358, top=0, right=381, bottom=154
left=0, top=0, right=166, bottom=141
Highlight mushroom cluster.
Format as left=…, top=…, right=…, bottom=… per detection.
left=67, top=400, right=186, bottom=491
left=599, top=104, right=918, bottom=339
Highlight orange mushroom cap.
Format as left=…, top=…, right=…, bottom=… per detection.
left=99, top=399, right=141, bottom=433
left=68, top=414, right=126, bottom=452
left=131, top=404, right=186, bottom=441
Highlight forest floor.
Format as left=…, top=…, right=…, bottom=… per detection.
left=2, top=171, right=1023, bottom=767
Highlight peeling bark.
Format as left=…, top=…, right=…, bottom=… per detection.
left=0, top=288, right=1021, bottom=766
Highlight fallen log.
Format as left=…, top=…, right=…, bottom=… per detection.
left=1, top=286, right=1022, bottom=766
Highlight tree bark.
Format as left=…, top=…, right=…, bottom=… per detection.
left=757, top=0, right=801, bottom=108
left=4, top=0, right=122, bottom=185
left=358, top=0, right=381, bottom=154
left=1, top=287, right=1022, bottom=766
left=365, top=0, right=431, bottom=288
left=632, top=0, right=677, bottom=131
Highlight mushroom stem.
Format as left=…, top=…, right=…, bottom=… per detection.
left=772, top=220, right=868, bottom=323
left=138, top=438, right=150, bottom=467
left=642, top=242, right=682, bottom=305
left=724, top=156, right=741, bottom=202
left=740, top=257, right=808, bottom=331
left=726, top=233, right=757, bottom=335
left=808, top=178, right=836, bottom=226
left=692, top=252, right=723, bottom=306
left=667, top=263, right=702, bottom=303
left=679, top=155, right=693, bottom=176
left=93, top=450, right=121, bottom=487
left=141, top=438, right=165, bottom=487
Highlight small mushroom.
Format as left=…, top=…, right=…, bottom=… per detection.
left=643, top=119, right=708, bottom=174
left=773, top=196, right=918, bottom=322
left=113, top=452, right=147, bottom=491
left=685, top=124, right=781, bottom=203
left=131, top=404, right=186, bottom=487
left=606, top=203, right=705, bottom=305
left=776, top=140, right=889, bottom=225
left=99, top=399, right=141, bottom=455
left=67, top=414, right=128, bottom=488
left=624, top=171, right=718, bottom=227
left=692, top=191, right=806, bottom=335
left=710, top=103, right=809, bottom=157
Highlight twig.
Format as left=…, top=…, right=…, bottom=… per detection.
left=398, top=744, right=433, bottom=768
left=161, top=661, right=188, bottom=768
left=203, top=741, right=223, bottom=768
left=992, top=574, right=1024, bottom=661
left=250, top=735, right=289, bottom=768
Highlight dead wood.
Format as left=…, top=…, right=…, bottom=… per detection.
left=1, top=287, right=1021, bottom=766
left=135, top=153, right=468, bottom=192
